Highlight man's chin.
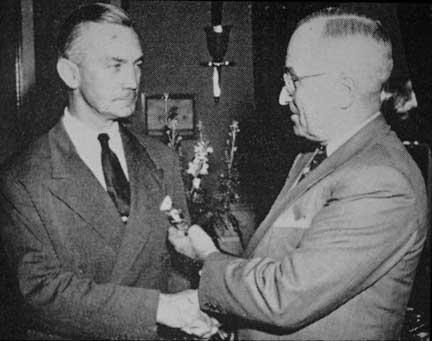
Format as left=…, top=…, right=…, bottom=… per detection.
left=114, top=105, right=136, bottom=118
left=293, top=125, right=306, bottom=138
left=293, top=129, right=305, bottom=138
left=292, top=119, right=305, bottom=136
left=293, top=126, right=322, bottom=142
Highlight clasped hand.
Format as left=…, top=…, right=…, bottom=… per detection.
left=161, top=225, right=221, bottom=338
left=157, top=290, right=220, bottom=338
left=168, top=224, right=220, bottom=260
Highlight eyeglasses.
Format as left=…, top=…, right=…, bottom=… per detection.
left=282, top=67, right=327, bottom=96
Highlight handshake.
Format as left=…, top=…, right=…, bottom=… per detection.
left=156, top=223, right=224, bottom=338
left=157, top=289, right=223, bottom=339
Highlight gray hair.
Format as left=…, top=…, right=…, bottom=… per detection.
left=56, top=2, right=135, bottom=60
left=298, top=8, right=393, bottom=91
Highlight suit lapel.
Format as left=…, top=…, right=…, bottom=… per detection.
left=244, top=115, right=391, bottom=257
left=110, top=127, right=166, bottom=283
left=244, top=153, right=314, bottom=257
left=46, top=121, right=124, bottom=250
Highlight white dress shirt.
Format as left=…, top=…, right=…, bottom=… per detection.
left=62, top=108, right=129, bottom=190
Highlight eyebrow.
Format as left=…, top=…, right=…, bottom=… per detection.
left=135, top=56, right=144, bottom=64
left=106, top=56, right=144, bottom=64
left=283, top=66, right=298, bottom=78
left=106, top=57, right=126, bottom=64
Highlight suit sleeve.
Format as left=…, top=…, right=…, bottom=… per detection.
left=0, top=178, right=160, bottom=340
left=165, top=148, right=190, bottom=223
left=162, top=149, right=193, bottom=293
left=198, top=166, right=427, bottom=329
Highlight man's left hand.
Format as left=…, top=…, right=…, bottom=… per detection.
left=168, top=225, right=219, bottom=260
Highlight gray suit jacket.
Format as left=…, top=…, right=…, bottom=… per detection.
left=0, top=120, right=190, bottom=339
left=198, top=115, right=429, bottom=340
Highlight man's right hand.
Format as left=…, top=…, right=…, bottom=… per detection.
left=156, top=290, right=220, bottom=338
left=168, top=224, right=220, bottom=260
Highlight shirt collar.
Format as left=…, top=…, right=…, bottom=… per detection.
left=62, top=107, right=120, bottom=140
left=325, top=112, right=381, bottom=156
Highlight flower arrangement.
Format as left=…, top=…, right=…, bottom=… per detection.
left=159, top=94, right=243, bottom=248
left=184, top=120, right=243, bottom=246
left=216, top=121, right=241, bottom=211
left=186, top=121, right=214, bottom=206
left=208, top=121, right=243, bottom=245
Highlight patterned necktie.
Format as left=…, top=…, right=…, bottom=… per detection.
left=98, top=133, right=130, bottom=223
left=298, top=145, right=327, bottom=182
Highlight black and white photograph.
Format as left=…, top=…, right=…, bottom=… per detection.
left=0, top=1, right=430, bottom=340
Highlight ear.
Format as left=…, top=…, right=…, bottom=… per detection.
left=56, top=57, right=80, bottom=89
left=335, top=73, right=356, bottom=109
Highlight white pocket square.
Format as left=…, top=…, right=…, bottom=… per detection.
left=290, top=217, right=311, bottom=229
left=273, top=207, right=311, bottom=229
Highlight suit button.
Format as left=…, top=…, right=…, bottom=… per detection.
left=77, top=263, right=88, bottom=274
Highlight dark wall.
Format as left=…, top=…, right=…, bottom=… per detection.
left=127, top=1, right=255, bottom=189
left=0, top=0, right=20, bottom=163
left=0, top=2, right=23, bottom=335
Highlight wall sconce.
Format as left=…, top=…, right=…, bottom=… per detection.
left=200, top=2, right=235, bottom=103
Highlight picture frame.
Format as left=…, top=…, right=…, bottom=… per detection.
left=144, top=93, right=196, bottom=137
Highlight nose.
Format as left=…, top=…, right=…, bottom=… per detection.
left=279, top=85, right=293, bottom=106
left=123, top=64, right=140, bottom=89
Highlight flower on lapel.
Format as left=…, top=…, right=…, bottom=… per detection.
left=160, top=195, right=189, bottom=232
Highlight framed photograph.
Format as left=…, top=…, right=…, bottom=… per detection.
left=145, top=94, right=196, bottom=137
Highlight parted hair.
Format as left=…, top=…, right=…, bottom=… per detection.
left=298, top=7, right=393, bottom=90
left=56, top=2, right=134, bottom=60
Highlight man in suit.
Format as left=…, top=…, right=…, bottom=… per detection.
left=169, top=8, right=429, bottom=340
left=0, top=3, right=217, bottom=340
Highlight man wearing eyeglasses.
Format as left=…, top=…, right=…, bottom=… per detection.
left=169, top=7, right=429, bottom=341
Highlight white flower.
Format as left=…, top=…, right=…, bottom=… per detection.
left=187, top=121, right=214, bottom=197
left=230, top=120, right=240, bottom=132
left=160, top=195, right=173, bottom=212
left=169, top=208, right=183, bottom=224
left=187, top=161, right=200, bottom=176
left=167, top=118, right=178, bottom=130
left=200, top=163, right=209, bottom=175
left=192, top=178, right=201, bottom=189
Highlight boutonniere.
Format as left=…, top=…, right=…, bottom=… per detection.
left=160, top=195, right=189, bottom=233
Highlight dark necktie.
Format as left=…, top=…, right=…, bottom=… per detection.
left=98, top=133, right=130, bottom=222
left=299, top=145, right=327, bottom=182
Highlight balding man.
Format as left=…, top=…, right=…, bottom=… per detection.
left=169, top=8, right=429, bottom=340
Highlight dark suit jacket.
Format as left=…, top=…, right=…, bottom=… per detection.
left=198, top=115, right=429, bottom=340
left=0, top=120, right=190, bottom=339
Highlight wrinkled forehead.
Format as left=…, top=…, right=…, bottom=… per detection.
left=285, top=21, right=334, bottom=74
left=286, top=20, right=384, bottom=77
left=76, top=22, right=142, bottom=59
